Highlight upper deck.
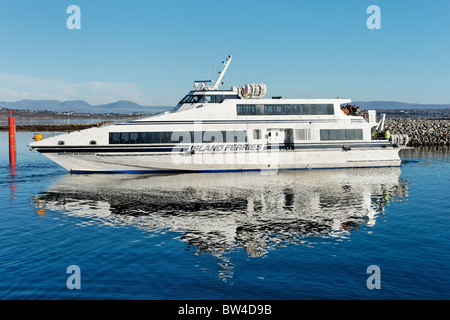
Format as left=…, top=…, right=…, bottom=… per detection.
left=127, top=54, right=365, bottom=125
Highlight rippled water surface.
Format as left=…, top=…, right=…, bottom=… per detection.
left=0, top=132, right=449, bottom=299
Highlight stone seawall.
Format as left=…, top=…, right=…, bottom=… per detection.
left=384, top=119, right=449, bottom=146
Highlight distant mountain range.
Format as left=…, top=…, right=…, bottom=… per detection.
left=0, top=99, right=173, bottom=114
left=352, top=101, right=450, bottom=110
left=0, top=99, right=448, bottom=114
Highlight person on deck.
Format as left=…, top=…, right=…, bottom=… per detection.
left=373, top=130, right=379, bottom=140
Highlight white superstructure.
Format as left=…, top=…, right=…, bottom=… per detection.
left=29, top=55, right=405, bottom=173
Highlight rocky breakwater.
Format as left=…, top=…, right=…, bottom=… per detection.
left=384, top=119, right=449, bottom=146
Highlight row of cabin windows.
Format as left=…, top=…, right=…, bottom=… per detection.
left=109, top=129, right=363, bottom=144
left=236, top=104, right=334, bottom=116
left=109, top=131, right=248, bottom=144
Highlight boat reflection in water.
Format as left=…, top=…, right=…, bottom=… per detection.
left=32, top=168, right=407, bottom=279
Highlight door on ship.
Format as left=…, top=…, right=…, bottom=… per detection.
left=284, top=129, right=294, bottom=150
left=266, top=129, right=283, bottom=145
left=266, top=129, right=294, bottom=150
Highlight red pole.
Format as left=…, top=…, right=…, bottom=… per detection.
left=9, top=110, right=16, bottom=166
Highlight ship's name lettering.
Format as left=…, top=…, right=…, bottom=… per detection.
left=190, top=144, right=263, bottom=152
left=57, top=152, right=95, bottom=155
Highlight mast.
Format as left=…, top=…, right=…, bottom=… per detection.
left=213, top=55, right=232, bottom=90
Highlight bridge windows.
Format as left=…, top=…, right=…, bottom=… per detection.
left=179, top=94, right=240, bottom=105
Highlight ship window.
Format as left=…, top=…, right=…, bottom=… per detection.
left=309, top=104, right=318, bottom=115
left=320, top=129, right=363, bottom=141
left=255, top=104, right=264, bottom=115
left=57, top=141, right=65, bottom=145
left=216, top=94, right=239, bottom=103
left=180, top=95, right=190, bottom=103
left=120, top=132, right=130, bottom=143
left=109, top=133, right=120, bottom=144
left=295, top=129, right=311, bottom=140
left=150, top=132, right=161, bottom=143
left=179, top=95, right=201, bottom=104
left=225, top=95, right=239, bottom=100
left=160, top=132, right=172, bottom=143
left=139, top=132, right=151, bottom=143
left=237, top=104, right=256, bottom=115
left=317, top=104, right=334, bottom=115
left=199, top=95, right=215, bottom=103
left=265, top=105, right=283, bottom=115
left=129, top=133, right=139, bottom=144
left=237, top=104, right=334, bottom=116
left=282, top=105, right=291, bottom=115
left=237, top=105, right=245, bottom=115
left=253, top=129, right=262, bottom=140
left=246, top=105, right=256, bottom=115
left=190, top=95, right=201, bottom=103
left=89, top=140, right=97, bottom=145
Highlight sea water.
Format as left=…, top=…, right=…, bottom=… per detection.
left=0, top=132, right=448, bottom=299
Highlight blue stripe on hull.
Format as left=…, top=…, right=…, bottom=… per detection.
left=70, top=165, right=399, bottom=175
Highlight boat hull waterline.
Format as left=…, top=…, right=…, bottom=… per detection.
left=40, top=145, right=401, bottom=173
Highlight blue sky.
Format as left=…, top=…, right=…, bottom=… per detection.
left=0, top=0, right=449, bottom=106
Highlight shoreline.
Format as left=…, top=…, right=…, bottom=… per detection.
left=0, top=121, right=115, bottom=132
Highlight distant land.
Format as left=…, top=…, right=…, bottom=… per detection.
left=352, top=101, right=450, bottom=110
left=0, top=99, right=173, bottom=114
left=0, top=99, right=449, bottom=114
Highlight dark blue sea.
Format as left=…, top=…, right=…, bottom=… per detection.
left=0, top=132, right=449, bottom=300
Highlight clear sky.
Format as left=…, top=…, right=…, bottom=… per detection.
left=0, top=0, right=449, bottom=106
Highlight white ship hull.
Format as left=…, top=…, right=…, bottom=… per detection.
left=42, top=145, right=401, bottom=173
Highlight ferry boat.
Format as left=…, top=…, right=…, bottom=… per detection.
left=29, top=55, right=408, bottom=173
